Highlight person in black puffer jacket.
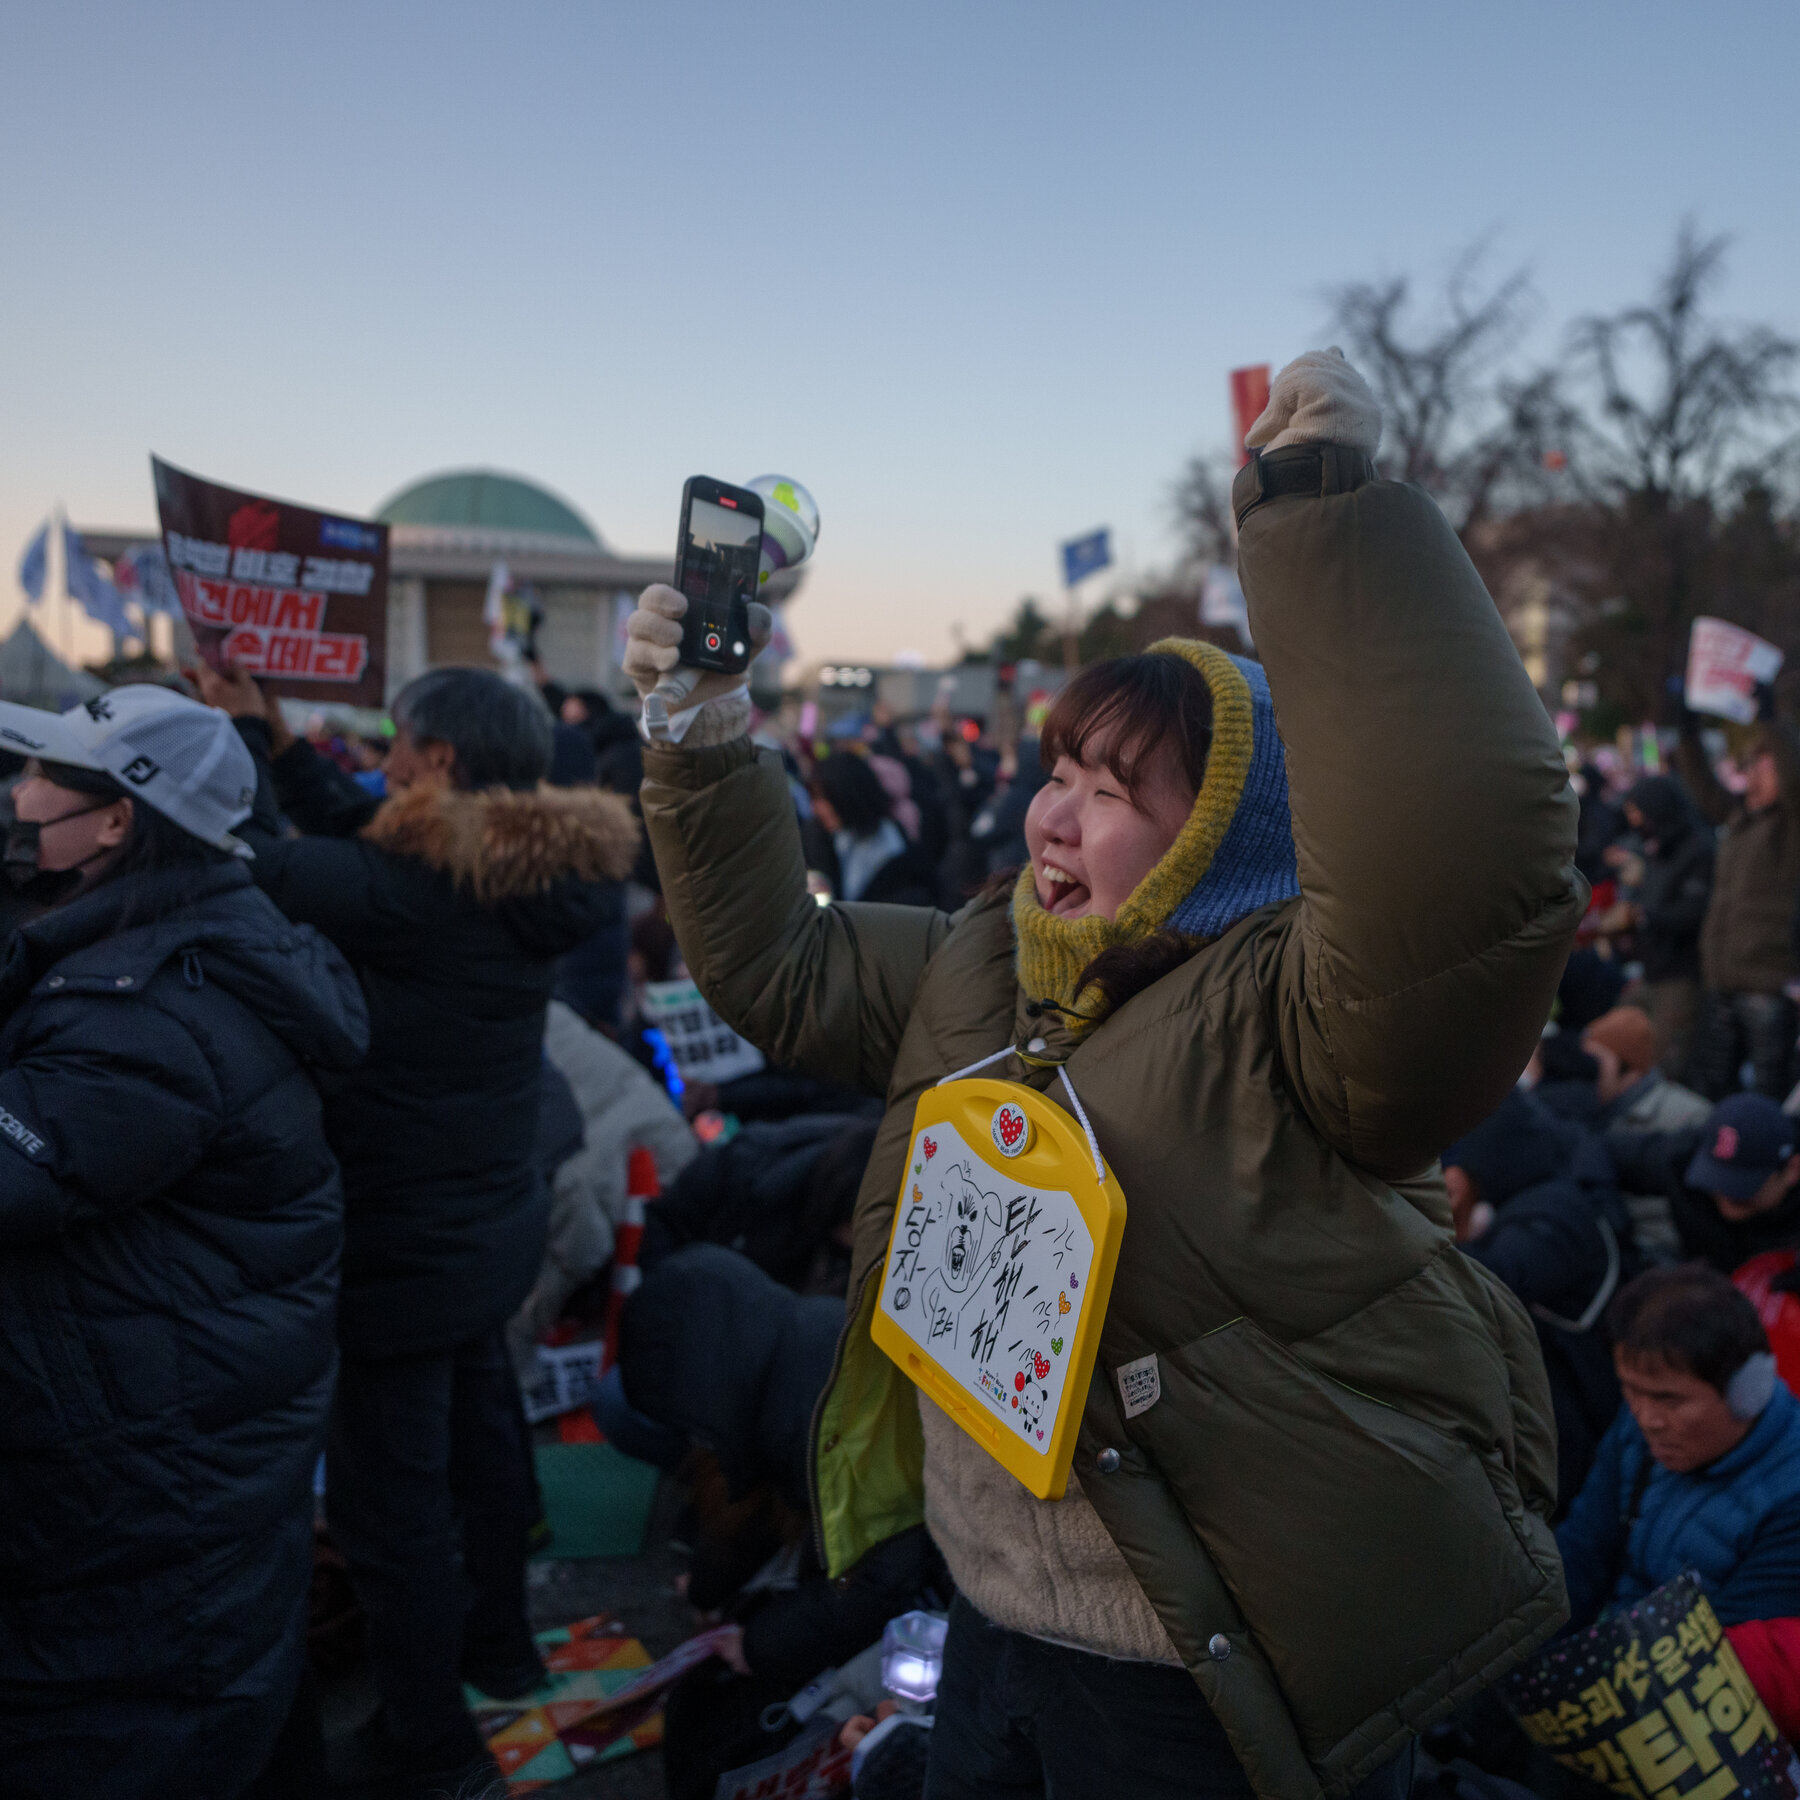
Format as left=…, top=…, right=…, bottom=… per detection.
left=195, top=662, right=639, bottom=1794
left=0, top=687, right=368, bottom=1800
left=1441, top=1089, right=1639, bottom=1515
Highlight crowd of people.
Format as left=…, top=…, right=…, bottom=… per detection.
left=3, top=346, right=1800, bottom=1800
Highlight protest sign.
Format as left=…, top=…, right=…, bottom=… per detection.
left=714, top=1714, right=854, bottom=1800
left=520, top=1339, right=605, bottom=1424
left=1231, top=364, right=1272, bottom=465
left=640, top=979, right=765, bottom=1085
left=1685, top=616, right=1784, bottom=725
left=871, top=1076, right=1126, bottom=1501
left=152, top=457, right=388, bottom=706
left=1504, top=1572, right=1797, bottom=1800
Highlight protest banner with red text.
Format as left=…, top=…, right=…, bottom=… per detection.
left=152, top=457, right=388, bottom=706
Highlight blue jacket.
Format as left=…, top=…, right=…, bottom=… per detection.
left=0, top=862, right=367, bottom=1786
left=1556, top=1382, right=1800, bottom=1630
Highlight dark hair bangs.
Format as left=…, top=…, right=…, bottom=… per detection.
left=1039, top=654, right=1213, bottom=797
left=1606, top=1264, right=1769, bottom=1392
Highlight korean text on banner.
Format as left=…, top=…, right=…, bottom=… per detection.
left=152, top=457, right=388, bottom=706
left=1503, top=1572, right=1796, bottom=1800
left=1685, top=616, right=1784, bottom=726
left=639, top=979, right=765, bottom=1085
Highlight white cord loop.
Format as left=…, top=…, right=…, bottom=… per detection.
left=936, top=1044, right=1106, bottom=1183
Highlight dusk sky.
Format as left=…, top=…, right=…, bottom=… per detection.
left=5, top=2, right=1798, bottom=666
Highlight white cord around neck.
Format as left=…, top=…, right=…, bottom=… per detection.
left=935, top=1044, right=1106, bottom=1182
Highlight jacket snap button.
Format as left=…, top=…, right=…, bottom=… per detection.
left=1209, top=1633, right=1232, bottom=1661
left=1095, top=1447, right=1121, bottom=1474
left=115, top=976, right=133, bottom=988
left=46, top=976, right=63, bottom=988
left=1026, top=1036, right=1047, bottom=1053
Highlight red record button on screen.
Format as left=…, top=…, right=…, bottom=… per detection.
left=705, top=631, right=722, bottom=651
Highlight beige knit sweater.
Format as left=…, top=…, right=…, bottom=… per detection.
left=917, top=1392, right=1181, bottom=1663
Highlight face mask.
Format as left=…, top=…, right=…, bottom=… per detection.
left=4, top=801, right=117, bottom=901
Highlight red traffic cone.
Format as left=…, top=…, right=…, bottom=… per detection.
left=601, top=1147, right=659, bottom=1373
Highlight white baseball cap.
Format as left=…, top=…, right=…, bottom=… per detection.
left=0, top=686, right=258, bottom=857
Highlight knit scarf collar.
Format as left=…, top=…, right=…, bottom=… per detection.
left=1012, top=638, right=1299, bottom=1040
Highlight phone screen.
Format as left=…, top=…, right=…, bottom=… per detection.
left=681, top=496, right=762, bottom=639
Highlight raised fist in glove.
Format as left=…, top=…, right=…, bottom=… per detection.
left=623, top=584, right=773, bottom=747
left=1245, top=348, right=1383, bottom=458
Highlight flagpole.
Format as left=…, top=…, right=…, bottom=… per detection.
left=1063, top=576, right=1079, bottom=673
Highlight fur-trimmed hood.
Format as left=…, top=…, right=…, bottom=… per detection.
left=361, top=782, right=640, bottom=904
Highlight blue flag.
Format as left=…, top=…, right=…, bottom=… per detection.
left=1061, top=528, right=1111, bottom=588
left=62, top=524, right=133, bottom=636
left=17, top=521, right=48, bottom=603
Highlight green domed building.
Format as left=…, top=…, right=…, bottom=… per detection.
left=375, top=471, right=605, bottom=547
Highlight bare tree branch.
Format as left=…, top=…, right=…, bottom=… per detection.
left=1324, top=245, right=1537, bottom=533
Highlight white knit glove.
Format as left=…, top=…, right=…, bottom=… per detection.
left=623, top=584, right=773, bottom=747
left=1245, top=348, right=1382, bottom=458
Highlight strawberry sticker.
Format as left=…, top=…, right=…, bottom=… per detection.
left=990, top=1102, right=1030, bottom=1158
left=922, top=1136, right=937, bottom=1161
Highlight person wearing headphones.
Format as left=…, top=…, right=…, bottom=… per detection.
left=1557, top=1263, right=1800, bottom=1633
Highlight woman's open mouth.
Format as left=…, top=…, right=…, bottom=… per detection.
left=1038, top=862, right=1090, bottom=917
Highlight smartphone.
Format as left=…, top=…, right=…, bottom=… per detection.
left=674, top=477, right=765, bottom=674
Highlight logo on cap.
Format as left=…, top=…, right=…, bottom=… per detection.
left=83, top=696, right=113, bottom=723
left=1715, top=1125, right=1740, bottom=1161
left=120, top=755, right=160, bottom=787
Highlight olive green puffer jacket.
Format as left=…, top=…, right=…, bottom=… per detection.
left=642, top=446, right=1587, bottom=1800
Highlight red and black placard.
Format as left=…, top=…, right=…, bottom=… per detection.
left=152, top=456, right=388, bottom=707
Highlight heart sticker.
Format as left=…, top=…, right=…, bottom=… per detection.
left=1051, top=1336, right=1063, bottom=1356
left=1032, top=1352, right=1051, bottom=1380
left=922, top=1136, right=937, bottom=1160
left=990, top=1103, right=1030, bottom=1158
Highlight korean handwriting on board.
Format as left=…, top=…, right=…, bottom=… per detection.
left=883, top=1124, right=1089, bottom=1449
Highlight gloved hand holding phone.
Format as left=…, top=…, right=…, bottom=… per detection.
left=628, top=472, right=815, bottom=746
left=624, top=584, right=772, bottom=747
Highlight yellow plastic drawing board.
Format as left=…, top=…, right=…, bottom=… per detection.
left=869, top=1076, right=1126, bottom=1500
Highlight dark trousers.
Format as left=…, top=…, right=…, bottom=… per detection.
left=926, top=1596, right=1414, bottom=1800
left=327, top=1329, right=540, bottom=1763
left=1692, top=989, right=1799, bottom=1100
